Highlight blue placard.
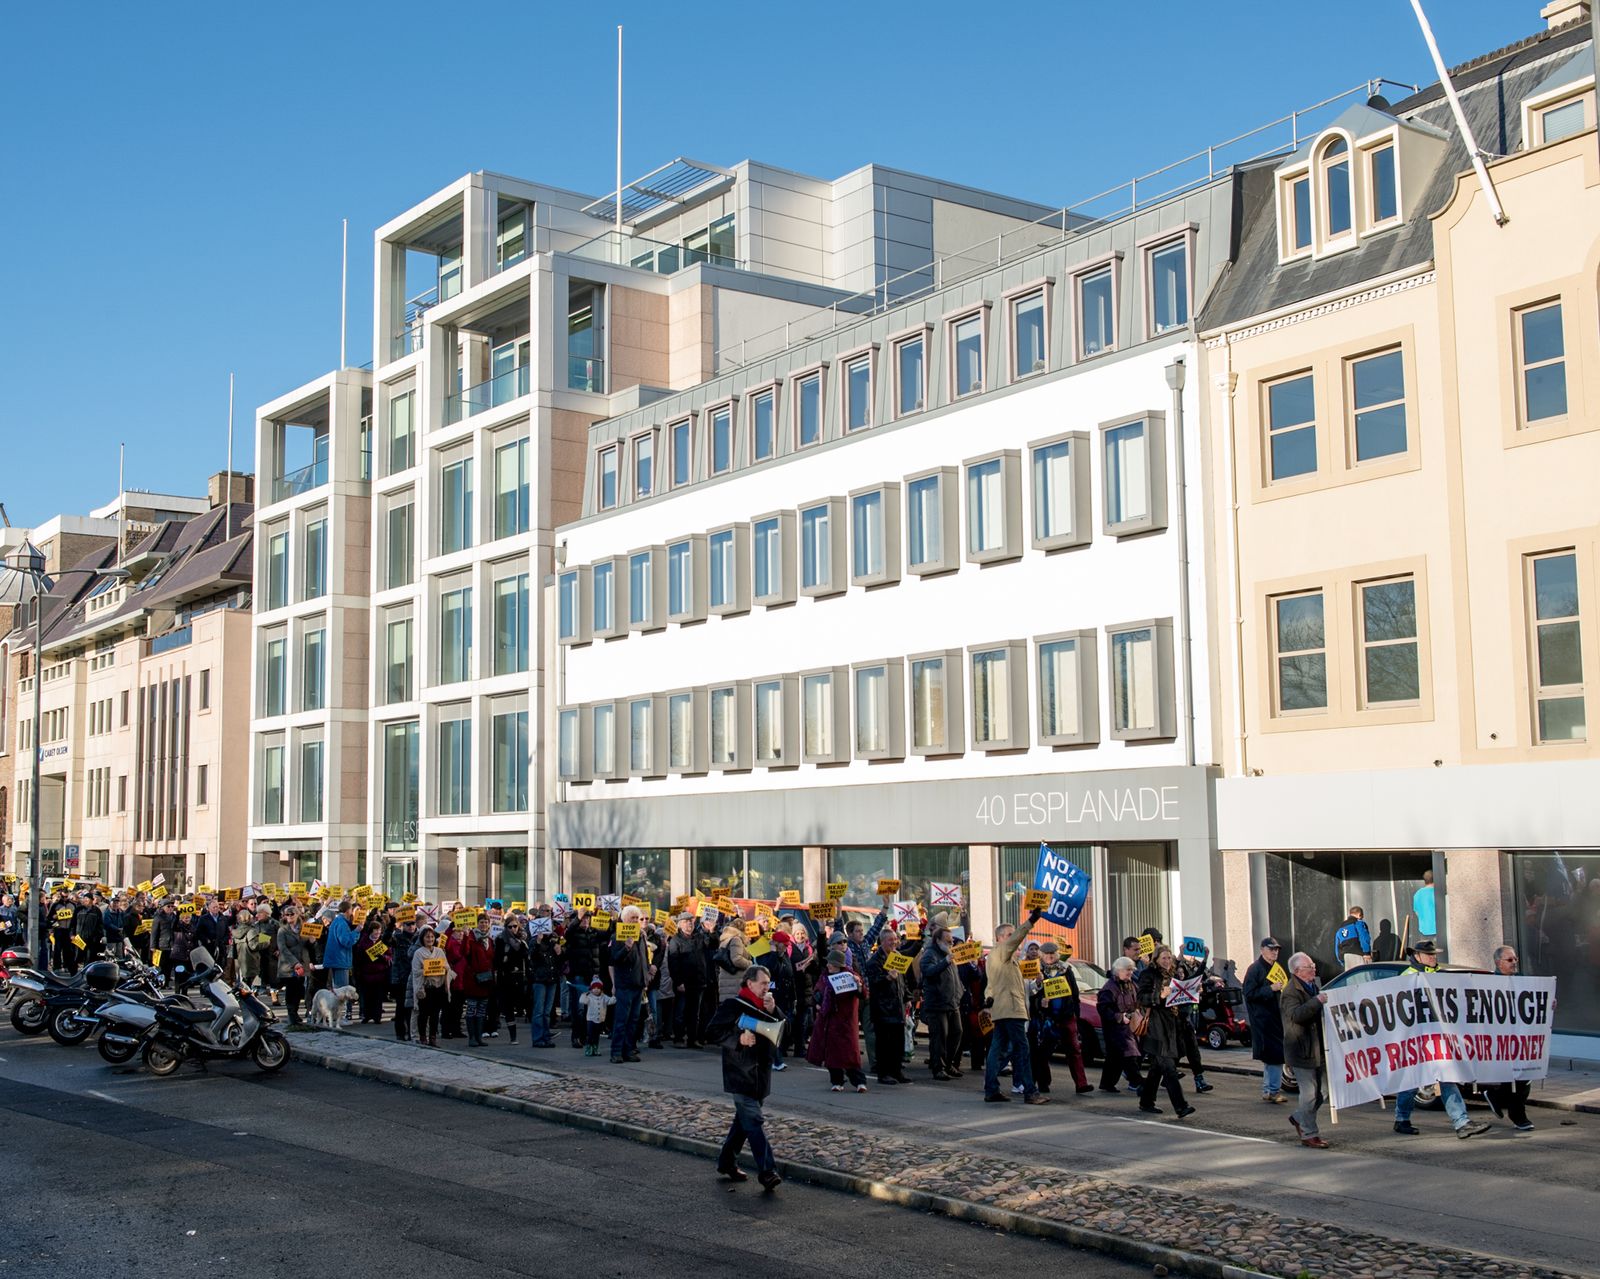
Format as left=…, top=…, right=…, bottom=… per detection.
left=1031, top=842, right=1090, bottom=928
left=1182, top=936, right=1207, bottom=960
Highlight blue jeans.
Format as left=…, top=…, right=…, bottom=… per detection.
left=529, top=981, right=557, bottom=1044
left=327, top=967, right=351, bottom=990
left=984, top=1018, right=1036, bottom=1098
left=1396, top=1081, right=1469, bottom=1128
left=721, top=1094, right=775, bottom=1174
left=612, top=986, right=642, bottom=1058
left=1262, top=1063, right=1284, bottom=1096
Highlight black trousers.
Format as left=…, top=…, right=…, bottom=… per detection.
left=1486, top=1080, right=1531, bottom=1124
left=925, top=1009, right=961, bottom=1074
left=1139, top=1053, right=1187, bottom=1110
left=417, top=987, right=446, bottom=1040
left=282, top=975, right=307, bottom=1023
left=872, top=1016, right=905, bottom=1080
left=674, top=983, right=704, bottom=1044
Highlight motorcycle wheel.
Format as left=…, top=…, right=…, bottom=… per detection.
left=143, top=1040, right=184, bottom=1077
left=10, top=1001, right=47, bottom=1036
left=251, top=1031, right=290, bottom=1073
left=47, top=1005, right=93, bottom=1047
left=1206, top=1025, right=1227, bottom=1052
left=98, top=1036, right=139, bottom=1065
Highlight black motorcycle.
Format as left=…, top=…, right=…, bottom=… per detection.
left=45, top=958, right=165, bottom=1047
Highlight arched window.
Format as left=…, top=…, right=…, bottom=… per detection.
left=1322, top=137, right=1352, bottom=239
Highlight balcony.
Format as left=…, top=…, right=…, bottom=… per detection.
left=391, top=287, right=437, bottom=362
left=568, top=356, right=605, bottom=394
left=272, top=458, right=328, bottom=503
left=444, top=363, right=529, bottom=425
left=148, top=625, right=193, bottom=656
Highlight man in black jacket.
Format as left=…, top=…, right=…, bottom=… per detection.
left=667, top=914, right=708, bottom=1047
left=706, top=965, right=783, bottom=1189
left=563, top=910, right=606, bottom=1048
left=195, top=899, right=230, bottom=958
left=72, top=894, right=105, bottom=961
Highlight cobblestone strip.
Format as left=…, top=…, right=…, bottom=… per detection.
left=295, top=1031, right=1586, bottom=1279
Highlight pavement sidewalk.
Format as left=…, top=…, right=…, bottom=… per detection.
left=295, top=1023, right=1592, bottom=1279
left=1201, top=1055, right=1600, bottom=1114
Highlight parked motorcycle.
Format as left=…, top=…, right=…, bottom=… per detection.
left=46, top=958, right=166, bottom=1047
left=91, top=966, right=211, bottom=1064
left=140, top=947, right=290, bottom=1077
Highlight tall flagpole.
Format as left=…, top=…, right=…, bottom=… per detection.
left=225, top=373, right=235, bottom=535
left=340, top=218, right=349, bottom=369
left=615, top=26, right=624, bottom=240
left=117, top=443, right=125, bottom=565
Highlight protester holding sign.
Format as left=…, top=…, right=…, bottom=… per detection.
left=1482, top=945, right=1537, bottom=1132
left=410, top=925, right=453, bottom=1046
left=1281, top=951, right=1330, bottom=1148
left=919, top=924, right=965, bottom=1081
left=1391, top=941, right=1493, bottom=1139
left=1242, top=938, right=1289, bottom=1103
left=387, top=912, right=420, bottom=1041
left=457, top=917, right=497, bottom=1048
left=715, top=918, right=752, bottom=1001
left=274, top=905, right=313, bottom=1026
left=609, top=906, right=651, bottom=1063
left=808, top=953, right=868, bottom=1091
left=706, top=964, right=785, bottom=1189
left=1135, top=947, right=1196, bottom=1118
left=494, top=914, right=529, bottom=1043
left=983, top=908, right=1049, bottom=1106
left=1096, top=958, right=1145, bottom=1093
left=527, top=916, right=563, bottom=1048
left=1036, top=941, right=1092, bottom=1095
left=353, top=916, right=390, bottom=1024
left=864, top=926, right=912, bottom=1086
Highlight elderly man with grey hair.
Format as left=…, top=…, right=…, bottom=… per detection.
left=1483, top=944, right=1536, bottom=1132
left=607, top=904, right=650, bottom=1063
left=1280, top=951, right=1331, bottom=1148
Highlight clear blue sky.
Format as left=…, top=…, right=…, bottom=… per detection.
left=0, top=0, right=1540, bottom=528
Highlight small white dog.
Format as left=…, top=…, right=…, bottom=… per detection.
left=308, top=985, right=360, bottom=1029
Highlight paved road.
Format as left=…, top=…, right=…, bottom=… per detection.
left=0, top=1030, right=1145, bottom=1279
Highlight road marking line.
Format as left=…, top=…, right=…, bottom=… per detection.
left=1110, top=1116, right=1276, bottom=1143
left=86, top=1090, right=125, bottom=1105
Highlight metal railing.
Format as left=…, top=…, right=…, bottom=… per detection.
left=444, top=363, right=531, bottom=425
left=715, top=80, right=1406, bottom=373
left=272, top=458, right=328, bottom=502
left=568, top=355, right=605, bottom=393
left=148, top=625, right=192, bottom=656
left=390, top=286, right=438, bottom=361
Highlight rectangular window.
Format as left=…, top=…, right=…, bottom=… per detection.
left=262, top=743, right=284, bottom=824
left=753, top=515, right=788, bottom=605
left=1031, top=434, right=1086, bottom=548
left=751, top=391, right=775, bottom=462
left=629, top=550, right=655, bottom=628
left=1039, top=636, right=1082, bottom=741
left=852, top=663, right=901, bottom=758
left=439, top=586, right=473, bottom=684
left=668, top=540, right=692, bottom=618
left=800, top=501, right=835, bottom=593
left=709, top=687, right=737, bottom=768
left=558, top=708, right=582, bottom=781
left=387, top=390, right=416, bottom=475
left=851, top=490, right=883, bottom=582
left=1326, top=141, right=1352, bottom=237
left=668, top=692, right=694, bottom=771
left=382, top=720, right=420, bottom=851
left=597, top=445, right=619, bottom=510
left=1517, top=301, right=1568, bottom=424
left=952, top=313, right=984, bottom=396
left=896, top=335, right=925, bottom=416
left=1273, top=592, right=1327, bottom=713
left=438, top=710, right=472, bottom=815
left=591, top=702, right=615, bottom=779
left=1078, top=267, right=1114, bottom=357
left=592, top=560, right=616, bottom=634
left=633, top=433, right=654, bottom=498
left=494, top=438, right=530, bottom=538
left=1147, top=240, right=1188, bottom=334
left=496, top=205, right=527, bottom=269
left=754, top=679, right=787, bottom=765
left=558, top=570, right=582, bottom=642
left=1349, top=348, right=1407, bottom=462
left=709, top=528, right=736, bottom=612
left=263, top=636, right=286, bottom=716
left=1103, top=417, right=1162, bottom=535
left=907, top=472, right=944, bottom=572
left=441, top=457, right=475, bottom=553
left=196, top=764, right=208, bottom=808
left=1359, top=576, right=1420, bottom=705
left=493, top=699, right=529, bottom=809
left=910, top=653, right=955, bottom=754
left=1012, top=291, right=1046, bottom=378
left=710, top=406, right=733, bottom=474
left=671, top=420, right=692, bottom=486
left=796, top=373, right=822, bottom=447
left=629, top=698, right=657, bottom=774
left=1370, top=145, right=1398, bottom=222
left=301, top=627, right=326, bottom=711
left=1530, top=552, right=1585, bottom=742
left=303, top=518, right=328, bottom=599
left=802, top=671, right=834, bottom=759
left=299, top=738, right=324, bottom=823
left=970, top=647, right=1013, bottom=747
left=1266, top=372, right=1317, bottom=480
left=1542, top=97, right=1588, bottom=143
left=386, top=499, right=414, bottom=589
left=845, top=355, right=872, bottom=430
left=965, top=453, right=1021, bottom=561
left=1290, top=176, right=1312, bottom=251
left=385, top=615, right=413, bottom=704
left=266, top=529, right=288, bottom=610
left=1110, top=626, right=1160, bottom=736
left=494, top=572, right=529, bottom=675
left=199, top=669, right=211, bottom=710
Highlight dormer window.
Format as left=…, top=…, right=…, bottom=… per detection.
left=1368, top=144, right=1398, bottom=224
left=1287, top=175, right=1312, bottom=253
left=1321, top=137, right=1352, bottom=240
left=1520, top=55, right=1596, bottom=150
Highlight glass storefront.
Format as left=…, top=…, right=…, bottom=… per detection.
left=621, top=849, right=671, bottom=910
left=1001, top=843, right=1094, bottom=957
left=828, top=847, right=895, bottom=907
left=1512, top=851, right=1600, bottom=1037
left=488, top=848, right=527, bottom=905
left=1264, top=850, right=1430, bottom=978
left=746, top=848, right=803, bottom=901
left=828, top=847, right=970, bottom=913
left=692, top=848, right=742, bottom=898
left=291, top=850, right=320, bottom=884
left=383, top=857, right=416, bottom=901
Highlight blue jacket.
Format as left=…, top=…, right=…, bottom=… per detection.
left=1334, top=916, right=1371, bottom=957
left=324, top=915, right=361, bottom=969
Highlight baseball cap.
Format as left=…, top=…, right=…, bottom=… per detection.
left=1260, top=937, right=1281, bottom=949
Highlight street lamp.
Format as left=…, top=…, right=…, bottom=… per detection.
left=0, top=541, right=129, bottom=965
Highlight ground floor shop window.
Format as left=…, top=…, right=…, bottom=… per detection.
left=1513, top=851, right=1600, bottom=1037
left=827, top=846, right=970, bottom=914
left=745, top=848, right=803, bottom=901
left=488, top=847, right=527, bottom=905
left=1262, top=850, right=1429, bottom=979
left=150, top=854, right=187, bottom=891
left=693, top=848, right=742, bottom=898
left=621, top=849, right=671, bottom=910
left=567, top=850, right=610, bottom=898
left=1000, top=843, right=1094, bottom=956
left=828, top=848, right=895, bottom=907
left=290, top=850, right=320, bottom=885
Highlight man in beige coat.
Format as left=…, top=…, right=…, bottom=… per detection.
left=982, top=907, right=1047, bottom=1105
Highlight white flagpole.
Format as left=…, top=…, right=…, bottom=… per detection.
left=340, top=218, right=349, bottom=369
left=117, top=443, right=125, bottom=566
left=1408, top=0, right=1506, bottom=225
left=225, top=373, right=235, bottom=535
left=615, top=25, right=624, bottom=240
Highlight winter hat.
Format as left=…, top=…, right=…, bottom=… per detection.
left=589, top=976, right=605, bottom=989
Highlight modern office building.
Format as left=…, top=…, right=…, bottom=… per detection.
left=1197, top=5, right=1600, bottom=1050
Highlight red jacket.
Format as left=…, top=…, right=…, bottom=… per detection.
left=455, top=931, right=495, bottom=998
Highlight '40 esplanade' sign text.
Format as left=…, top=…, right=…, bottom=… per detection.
left=974, top=783, right=1182, bottom=828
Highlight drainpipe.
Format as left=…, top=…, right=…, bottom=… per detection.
left=1217, top=334, right=1249, bottom=779
left=1165, top=357, right=1196, bottom=769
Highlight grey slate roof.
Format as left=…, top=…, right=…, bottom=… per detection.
left=1199, top=20, right=1593, bottom=333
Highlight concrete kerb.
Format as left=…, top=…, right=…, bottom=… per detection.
left=295, top=1040, right=1269, bottom=1279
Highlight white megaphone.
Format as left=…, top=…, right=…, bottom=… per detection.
left=738, top=1013, right=786, bottom=1048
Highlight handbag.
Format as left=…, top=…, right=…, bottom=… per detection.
left=1129, top=1007, right=1150, bottom=1039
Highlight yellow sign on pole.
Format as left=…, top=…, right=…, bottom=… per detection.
left=876, top=879, right=901, bottom=896
left=825, top=882, right=848, bottom=900
left=1267, top=961, right=1289, bottom=986
left=573, top=893, right=597, bottom=912
left=884, top=951, right=912, bottom=975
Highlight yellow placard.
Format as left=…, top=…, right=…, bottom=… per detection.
left=808, top=901, right=837, bottom=920
left=904, top=923, right=922, bottom=940
left=1139, top=934, right=1157, bottom=959
left=326, top=885, right=345, bottom=898
left=135, top=919, right=152, bottom=936
left=402, top=891, right=417, bottom=904
left=396, top=906, right=416, bottom=923
left=300, top=922, right=324, bottom=941
left=1024, top=889, right=1052, bottom=911
left=62, top=878, right=77, bottom=890
left=137, top=880, right=153, bottom=893
left=177, top=902, right=196, bottom=916
left=151, top=949, right=163, bottom=967
left=261, top=882, right=279, bottom=898
left=352, top=908, right=368, bottom=927
left=777, top=890, right=802, bottom=906
left=744, top=920, right=761, bottom=939
left=714, top=897, right=736, bottom=916
left=951, top=941, right=982, bottom=964
left=615, top=922, right=641, bottom=942
left=1018, top=959, right=1042, bottom=980
left=451, top=908, right=481, bottom=930
left=754, top=901, right=775, bottom=920
left=151, top=886, right=168, bottom=900
left=654, top=909, right=672, bottom=926
left=197, top=884, right=213, bottom=895
left=977, top=1010, right=994, bottom=1034
left=1042, top=976, right=1072, bottom=999
left=591, top=911, right=613, bottom=931
left=510, top=900, right=527, bottom=912
left=876, top=879, right=901, bottom=896
left=422, top=957, right=447, bottom=978
left=1266, top=961, right=1288, bottom=986
left=366, top=942, right=388, bottom=960
left=287, top=882, right=307, bottom=895
left=71, top=934, right=87, bottom=951
left=697, top=901, right=720, bottom=924
left=573, top=893, right=596, bottom=912
left=620, top=894, right=643, bottom=907
left=54, top=907, right=74, bottom=922
left=748, top=936, right=771, bottom=958
left=884, top=951, right=912, bottom=975
left=825, top=881, right=848, bottom=900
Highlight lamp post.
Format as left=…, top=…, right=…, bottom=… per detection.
left=0, top=542, right=128, bottom=965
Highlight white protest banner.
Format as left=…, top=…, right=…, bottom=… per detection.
left=827, top=971, right=860, bottom=995
left=891, top=900, right=920, bottom=925
left=599, top=894, right=621, bottom=915
left=1323, top=972, right=1555, bottom=1110
left=930, top=882, right=963, bottom=909
left=528, top=917, right=553, bottom=937
left=1165, top=975, right=1202, bottom=1007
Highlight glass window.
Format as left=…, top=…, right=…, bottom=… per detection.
left=999, top=843, right=1097, bottom=953
left=1033, top=438, right=1075, bottom=542
left=384, top=615, right=413, bottom=704
left=1360, top=577, right=1420, bottom=704
left=971, top=648, right=1011, bottom=746
left=1274, top=592, right=1327, bottom=712
left=263, top=636, right=286, bottom=717
left=621, top=849, right=672, bottom=911
left=797, top=374, right=822, bottom=447
left=591, top=703, right=615, bottom=778
left=668, top=692, right=693, bottom=769
left=855, top=665, right=888, bottom=755
left=851, top=490, right=883, bottom=581
left=494, top=702, right=529, bottom=810
left=754, top=518, right=781, bottom=601
left=1370, top=145, right=1398, bottom=222
left=1038, top=637, right=1082, bottom=739
left=1290, top=175, right=1312, bottom=251
left=671, top=420, right=691, bottom=486
left=1111, top=627, right=1158, bottom=735
left=592, top=561, right=615, bottom=633
left=438, top=711, right=471, bottom=815
left=262, top=743, right=284, bottom=824
left=387, top=390, right=415, bottom=475
left=1518, top=302, right=1568, bottom=423
left=897, top=335, right=925, bottom=416
left=911, top=655, right=950, bottom=753
left=802, top=672, right=834, bottom=758
left=692, top=848, right=742, bottom=899
left=1105, top=843, right=1170, bottom=956
left=1148, top=241, right=1188, bottom=333
left=953, top=314, right=983, bottom=396
left=1267, top=372, right=1317, bottom=480
left=967, top=458, right=1005, bottom=555
left=829, top=848, right=895, bottom=908
left=710, top=529, right=735, bottom=610
left=845, top=356, right=872, bottom=430
left=441, top=457, right=475, bottom=553
left=494, top=573, right=529, bottom=675
left=1325, top=137, right=1351, bottom=237
left=634, top=434, right=654, bottom=498
left=629, top=698, right=654, bottom=773
left=709, top=687, right=737, bottom=767
left=382, top=720, right=419, bottom=850
left=558, top=570, right=580, bottom=641
left=1513, top=851, right=1600, bottom=1034
left=907, top=472, right=943, bottom=570
left=755, top=679, right=785, bottom=764
left=266, top=529, right=288, bottom=610
left=746, top=848, right=804, bottom=902
left=668, top=541, right=692, bottom=617
left=710, top=406, right=733, bottom=474
left=1542, top=97, right=1587, bottom=143
left=597, top=446, right=618, bottom=511
left=801, top=504, right=831, bottom=591
left=629, top=551, right=654, bottom=627
left=301, top=628, right=326, bottom=712
left=496, top=205, right=527, bottom=269
left=899, top=846, right=969, bottom=916
left=495, top=438, right=530, bottom=538
left=439, top=586, right=473, bottom=684
left=752, top=392, right=775, bottom=462
left=1079, top=267, right=1114, bottom=357
left=558, top=708, right=581, bottom=780
left=1013, top=291, right=1046, bottom=377
left=1350, top=349, right=1407, bottom=462
left=1531, top=552, right=1585, bottom=742
left=303, top=518, right=327, bottom=599
left=386, top=500, right=414, bottom=589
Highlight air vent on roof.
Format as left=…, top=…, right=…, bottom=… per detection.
left=1367, top=93, right=1392, bottom=111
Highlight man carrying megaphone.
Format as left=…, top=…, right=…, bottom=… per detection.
left=707, top=964, right=786, bottom=1190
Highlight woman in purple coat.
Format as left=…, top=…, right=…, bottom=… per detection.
left=1096, top=956, right=1146, bottom=1092
left=806, top=951, right=867, bottom=1092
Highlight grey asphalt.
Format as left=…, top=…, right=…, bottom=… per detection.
left=0, top=1031, right=1146, bottom=1279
